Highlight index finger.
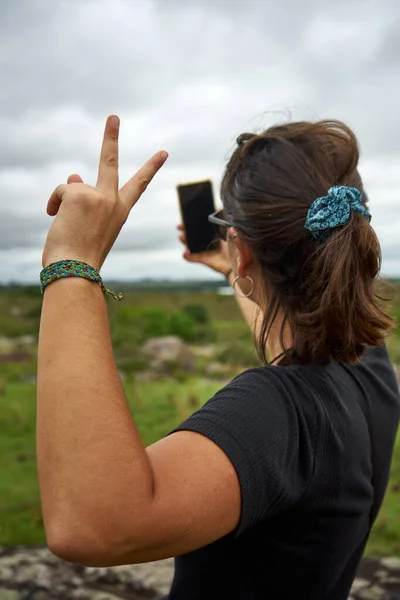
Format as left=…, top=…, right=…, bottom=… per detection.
left=96, top=115, right=120, bottom=191
left=119, top=150, right=168, bottom=209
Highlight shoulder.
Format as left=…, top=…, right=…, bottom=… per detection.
left=358, top=343, right=399, bottom=396
left=214, top=363, right=311, bottom=401
left=212, top=364, right=324, bottom=419
left=200, top=365, right=306, bottom=424
left=172, top=365, right=318, bottom=532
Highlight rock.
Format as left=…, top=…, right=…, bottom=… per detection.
left=1, top=546, right=400, bottom=599
left=141, top=336, right=195, bottom=373
left=357, top=585, right=386, bottom=599
left=117, top=370, right=127, bottom=382
left=381, top=558, right=400, bottom=571
left=352, top=579, right=370, bottom=592
left=141, top=336, right=186, bottom=362
left=13, top=561, right=53, bottom=588
left=0, top=335, right=36, bottom=349
left=0, top=546, right=172, bottom=599
left=352, top=557, right=400, bottom=599
left=14, top=335, right=37, bottom=346
left=0, top=337, right=12, bottom=350
left=134, top=371, right=164, bottom=382
left=204, top=361, right=231, bottom=378
left=0, top=351, right=32, bottom=363
left=0, top=590, right=20, bottom=600
left=190, top=345, right=216, bottom=359
left=19, top=375, right=37, bottom=384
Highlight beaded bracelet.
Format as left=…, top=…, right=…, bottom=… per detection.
left=40, top=260, right=123, bottom=301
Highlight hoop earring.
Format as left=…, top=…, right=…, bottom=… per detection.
left=232, top=275, right=254, bottom=298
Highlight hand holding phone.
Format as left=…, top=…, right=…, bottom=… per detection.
left=177, top=223, right=231, bottom=277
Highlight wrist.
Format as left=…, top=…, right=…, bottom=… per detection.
left=42, top=254, right=102, bottom=271
left=211, top=259, right=232, bottom=278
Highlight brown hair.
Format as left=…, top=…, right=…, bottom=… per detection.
left=221, top=119, right=395, bottom=364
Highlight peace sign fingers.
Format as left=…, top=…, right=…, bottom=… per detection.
left=42, top=115, right=168, bottom=271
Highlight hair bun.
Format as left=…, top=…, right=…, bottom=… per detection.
left=236, top=132, right=256, bottom=146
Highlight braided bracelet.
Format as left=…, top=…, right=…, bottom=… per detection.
left=40, top=260, right=123, bottom=301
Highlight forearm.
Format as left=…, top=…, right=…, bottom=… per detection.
left=37, top=277, right=154, bottom=551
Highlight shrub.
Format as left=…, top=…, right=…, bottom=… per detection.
left=168, top=312, right=197, bottom=342
left=115, top=307, right=170, bottom=341
left=216, top=339, right=260, bottom=367
left=115, top=351, right=148, bottom=375
left=113, top=305, right=214, bottom=345
left=182, top=304, right=210, bottom=325
left=24, top=304, right=42, bottom=320
left=194, top=324, right=217, bottom=343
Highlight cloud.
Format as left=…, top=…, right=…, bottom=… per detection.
left=0, top=211, right=48, bottom=251
left=0, top=0, right=399, bottom=283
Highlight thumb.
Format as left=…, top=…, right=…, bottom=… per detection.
left=67, top=174, right=84, bottom=184
left=183, top=249, right=203, bottom=263
left=183, top=249, right=214, bottom=265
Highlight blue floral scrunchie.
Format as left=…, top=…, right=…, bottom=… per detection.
left=304, top=186, right=371, bottom=240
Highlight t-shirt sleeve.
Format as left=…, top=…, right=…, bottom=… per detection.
left=360, top=343, right=399, bottom=395
left=170, top=368, right=316, bottom=537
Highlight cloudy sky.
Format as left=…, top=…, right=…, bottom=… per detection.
left=1, top=0, right=399, bottom=283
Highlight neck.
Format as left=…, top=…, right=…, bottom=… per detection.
left=265, top=312, right=292, bottom=364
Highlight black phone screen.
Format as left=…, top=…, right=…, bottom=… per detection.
left=177, top=180, right=218, bottom=254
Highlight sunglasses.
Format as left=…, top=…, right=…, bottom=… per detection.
left=208, top=210, right=235, bottom=241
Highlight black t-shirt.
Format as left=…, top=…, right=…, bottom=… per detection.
left=164, top=344, right=400, bottom=600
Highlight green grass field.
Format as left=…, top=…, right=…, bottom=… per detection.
left=0, top=283, right=399, bottom=555
left=0, top=377, right=225, bottom=546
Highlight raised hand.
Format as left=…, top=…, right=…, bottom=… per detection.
left=42, top=115, right=168, bottom=270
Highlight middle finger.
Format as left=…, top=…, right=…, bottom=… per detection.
left=96, top=115, right=120, bottom=192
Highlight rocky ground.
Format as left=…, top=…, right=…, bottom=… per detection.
left=351, top=558, right=400, bottom=600
left=0, top=547, right=171, bottom=600
left=1, top=547, right=400, bottom=599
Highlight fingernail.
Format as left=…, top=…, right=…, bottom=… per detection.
left=109, top=115, right=120, bottom=128
left=160, top=151, right=168, bottom=162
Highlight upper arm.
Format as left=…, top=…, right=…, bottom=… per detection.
left=94, top=429, right=241, bottom=565
left=104, top=370, right=313, bottom=565
left=138, top=429, right=241, bottom=560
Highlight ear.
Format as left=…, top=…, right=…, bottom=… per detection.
left=229, top=228, right=255, bottom=277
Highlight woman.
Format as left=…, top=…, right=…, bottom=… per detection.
left=37, top=115, right=400, bottom=600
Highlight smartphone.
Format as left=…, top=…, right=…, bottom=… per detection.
left=177, top=180, right=219, bottom=254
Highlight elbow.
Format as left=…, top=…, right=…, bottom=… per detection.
left=45, top=519, right=142, bottom=567
left=46, top=524, right=104, bottom=567
left=47, top=537, right=83, bottom=566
